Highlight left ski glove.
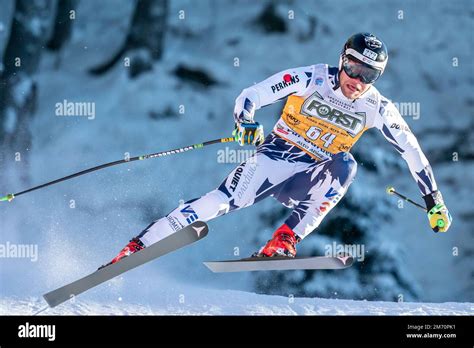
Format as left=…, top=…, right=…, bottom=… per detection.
left=423, top=190, right=452, bottom=233
left=233, top=122, right=265, bottom=147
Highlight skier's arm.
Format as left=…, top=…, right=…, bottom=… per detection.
left=375, top=100, right=452, bottom=232
left=234, top=66, right=313, bottom=123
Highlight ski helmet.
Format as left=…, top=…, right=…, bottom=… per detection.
left=339, top=33, right=388, bottom=81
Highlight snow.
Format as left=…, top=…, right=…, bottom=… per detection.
left=1, top=286, right=472, bottom=315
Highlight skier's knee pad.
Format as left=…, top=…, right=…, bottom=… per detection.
left=329, top=152, right=357, bottom=186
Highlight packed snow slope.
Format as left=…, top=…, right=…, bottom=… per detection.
left=2, top=284, right=473, bottom=315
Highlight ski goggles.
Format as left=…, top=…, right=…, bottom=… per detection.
left=342, top=57, right=382, bottom=84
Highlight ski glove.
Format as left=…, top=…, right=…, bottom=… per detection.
left=422, top=190, right=452, bottom=233
left=233, top=122, right=265, bottom=147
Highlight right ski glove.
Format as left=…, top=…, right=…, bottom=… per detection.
left=233, top=122, right=265, bottom=147
left=422, top=190, right=452, bottom=233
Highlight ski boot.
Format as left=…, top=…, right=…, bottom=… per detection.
left=253, top=224, right=300, bottom=258
left=99, top=237, right=145, bottom=270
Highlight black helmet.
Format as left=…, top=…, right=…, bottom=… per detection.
left=340, top=33, right=388, bottom=72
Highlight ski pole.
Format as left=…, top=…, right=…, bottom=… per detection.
left=1, top=137, right=236, bottom=203
left=386, top=186, right=427, bottom=212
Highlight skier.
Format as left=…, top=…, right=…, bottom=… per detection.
left=103, top=32, right=452, bottom=266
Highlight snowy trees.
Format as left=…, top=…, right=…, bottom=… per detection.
left=89, top=0, right=168, bottom=78
left=0, top=0, right=54, bottom=184
left=47, top=0, right=77, bottom=52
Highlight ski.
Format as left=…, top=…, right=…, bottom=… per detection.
left=203, top=254, right=353, bottom=273
left=43, top=221, right=209, bottom=308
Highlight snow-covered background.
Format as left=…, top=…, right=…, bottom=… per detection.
left=0, top=0, right=472, bottom=315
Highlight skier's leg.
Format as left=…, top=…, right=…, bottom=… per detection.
left=104, top=133, right=310, bottom=265
left=137, top=145, right=298, bottom=246
left=137, top=189, right=230, bottom=246
left=101, top=189, right=232, bottom=267
left=281, top=152, right=358, bottom=239
left=255, top=152, right=357, bottom=257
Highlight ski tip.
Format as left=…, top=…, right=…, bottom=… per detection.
left=337, top=254, right=354, bottom=267
left=202, top=262, right=217, bottom=273
left=190, top=221, right=209, bottom=239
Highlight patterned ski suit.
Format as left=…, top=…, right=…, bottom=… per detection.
left=138, top=64, right=437, bottom=246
